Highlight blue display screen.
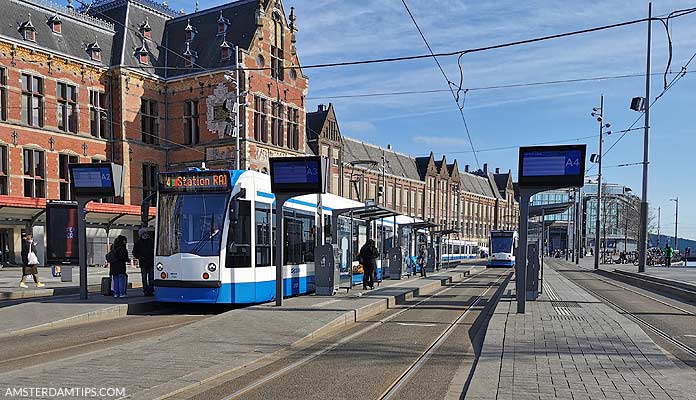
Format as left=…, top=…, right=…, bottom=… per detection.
left=522, top=150, right=582, bottom=177
left=272, top=160, right=320, bottom=185
left=72, top=166, right=112, bottom=188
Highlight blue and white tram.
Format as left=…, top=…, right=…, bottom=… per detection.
left=153, top=169, right=363, bottom=304
left=441, top=239, right=479, bottom=266
left=488, top=230, right=518, bottom=267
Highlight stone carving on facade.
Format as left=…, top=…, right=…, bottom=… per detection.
left=206, top=83, right=236, bottom=139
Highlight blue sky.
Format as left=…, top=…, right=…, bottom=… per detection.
left=170, top=0, right=696, bottom=239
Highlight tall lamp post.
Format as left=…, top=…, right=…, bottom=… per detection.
left=670, top=197, right=679, bottom=251
left=590, top=96, right=611, bottom=270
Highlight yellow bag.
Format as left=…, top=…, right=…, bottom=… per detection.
left=352, top=264, right=364, bottom=274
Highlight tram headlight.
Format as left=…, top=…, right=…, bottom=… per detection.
left=207, top=263, right=217, bottom=272
left=202, top=272, right=210, bottom=280
left=160, top=272, right=167, bottom=279
left=156, top=263, right=164, bottom=271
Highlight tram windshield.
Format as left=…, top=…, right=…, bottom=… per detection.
left=156, top=192, right=229, bottom=257
left=491, top=236, right=514, bottom=254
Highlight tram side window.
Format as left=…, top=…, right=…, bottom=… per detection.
left=256, top=205, right=272, bottom=267
left=227, top=200, right=251, bottom=267
left=284, top=210, right=316, bottom=264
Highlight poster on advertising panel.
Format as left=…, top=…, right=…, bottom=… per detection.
left=46, top=201, right=79, bottom=265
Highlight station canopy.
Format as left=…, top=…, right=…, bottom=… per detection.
left=529, top=201, right=574, bottom=218
left=0, top=195, right=156, bottom=229
left=332, top=204, right=400, bottom=222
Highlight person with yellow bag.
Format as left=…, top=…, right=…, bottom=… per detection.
left=19, top=233, right=44, bottom=288
left=359, top=239, right=379, bottom=290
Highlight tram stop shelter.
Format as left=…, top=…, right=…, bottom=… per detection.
left=330, top=203, right=401, bottom=289
left=397, top=221, right=439, bottom=273
left=0, top=195, right=156, bottom=267
left=527, top=201, right=574, bottom=293
left=431, top=229, right=458, bottom=271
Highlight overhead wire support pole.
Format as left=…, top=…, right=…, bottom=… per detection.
left=638, top=2, right=652, bottom=273
left=593, top=95, right=604, bottom=270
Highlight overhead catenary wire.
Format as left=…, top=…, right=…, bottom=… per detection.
left=399, top=0, right=480, bottom=168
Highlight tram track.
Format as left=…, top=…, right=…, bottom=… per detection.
left=378, top=272, right=507, bottom=400
left=553, top=262, right=696, bottom=366
left=173, top=268, right=510, bottom=400
left=0, top=310, right=211, bottom=373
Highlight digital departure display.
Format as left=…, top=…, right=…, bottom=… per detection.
left=159, top=171, right=231, bottom=192
left=522, top=150, right=582, bottom=177
left=69, top=163, right=121, bottom=197
left=518, top=145, right=586, bottom=188
left=72, top=166, right=113, bottom=188
left=269, top=156, right=325, bottom=195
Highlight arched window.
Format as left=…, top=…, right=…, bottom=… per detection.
left=271, top=13, right=284, bottom=80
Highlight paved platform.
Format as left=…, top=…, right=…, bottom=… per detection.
left=0, top=265, right=142, bottom=300
left=466, top=263, right=696, bottom=400
left=0, top=265, right=478, bottom=400
left=0, top=289, right=155, bottom=338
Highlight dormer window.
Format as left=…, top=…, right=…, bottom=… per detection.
left=140, top=18, right=152, bottom=40
left=217, top=11, right=229, bottom=35
left=87, top=40, right=102, bottom=62
left=48, top=14, right=62, bottom=34
left=183, top=42, right=197, bottom=68
left=19, top=14, right=36, bottom=42
left=184, top=18, right=196, bottom=41
left=135, top=44, right=149, bottom=64
left=220, top=36, right=231, bottom=61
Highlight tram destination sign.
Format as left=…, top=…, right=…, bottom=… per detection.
left=69, top=163, right=123, bottom=197
left=159, top=171, right=231, bottom=193
left=518, top=144, right=586, bottom=188
left=269, top=156, right=327, bottom=195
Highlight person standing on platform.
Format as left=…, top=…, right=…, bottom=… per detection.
left=133, top=228, right=155, bottom=296
left=359, top=239, right=379, bottom=290
left=417, top=245, right=427, bottom=278
left=19, top=233, right=44, bottom=288
left=107, top=235, right=129, bottom=298
left=664, top=243, right=673, bottom=267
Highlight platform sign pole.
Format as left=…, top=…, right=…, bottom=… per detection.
left=69, top=162, right=123, bottom=300
left=517, top=192, right=531, bottom=313
left=77, top=197, right=89, bottom=299
left=269, top=156, right=327, bottom=307
left=517, top=145, right=586, bottom=313
left=275, top=194, right=290, bottom=306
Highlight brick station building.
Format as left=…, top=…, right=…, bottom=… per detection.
left=0, top=0, right=517, bottom=264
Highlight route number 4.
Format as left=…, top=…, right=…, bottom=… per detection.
left=566, top=158, right=580, bottom=167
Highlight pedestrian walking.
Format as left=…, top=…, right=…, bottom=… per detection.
left=133, top=228, right=155, bottom=296
left=106, top=235, right=129, bottom=298
left=359, top=239, right=379, bottom=290
left=417, top=245, right=427, bottom=278
left=19, top=233, right=44, bottom=288
left=664, top=243, right=673, bottom=267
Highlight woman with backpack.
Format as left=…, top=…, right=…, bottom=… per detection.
left=106, top=235, right=129, bottom=298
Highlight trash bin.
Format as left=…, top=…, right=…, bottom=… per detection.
left=314, top=244, right=338, bottom=296
left=61, top=266, right=73, bottom=282
left=388, top=247, right=403, bottom=280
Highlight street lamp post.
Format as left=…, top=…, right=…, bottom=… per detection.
left=591, top=96, right=611, bottom=270
left=636, top=2, right=653, bottom=273
left=670, top=197, right=679, bottom=251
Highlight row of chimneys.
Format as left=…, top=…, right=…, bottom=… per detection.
left=463, top=164, right=511, bottom=175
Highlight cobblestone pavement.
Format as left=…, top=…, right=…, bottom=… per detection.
left=466, top=265, right=696, bottom=400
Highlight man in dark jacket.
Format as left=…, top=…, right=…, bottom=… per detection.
left=417, top=245, right=427, bottom=278
left=133, top=228, right=155, bottom=296
left=359, top=239, right=379, bottom=290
